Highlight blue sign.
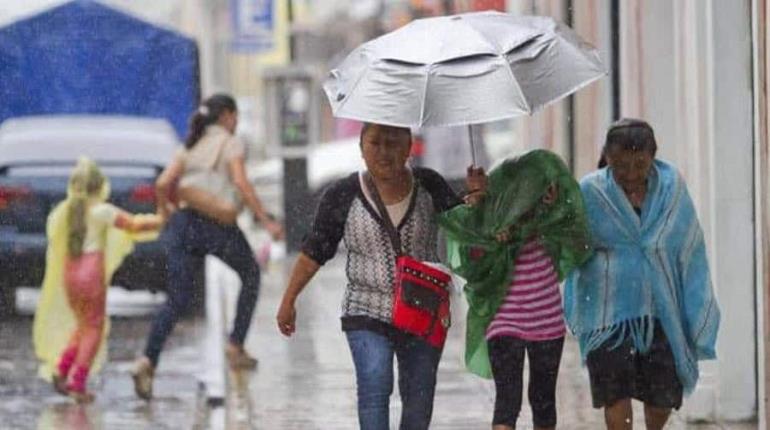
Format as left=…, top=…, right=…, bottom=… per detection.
left=231, top=0, right=275, bottom=53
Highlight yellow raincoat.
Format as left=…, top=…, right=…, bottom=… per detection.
left=33, top=169, right=158, bottom=381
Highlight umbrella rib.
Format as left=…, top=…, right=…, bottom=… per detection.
left=335, top=58, right=373, bottom=116
left=528, top=69, right=606, bottom=115
left=502, top=54, right=532, bottom=115
left=519, top=39, right=606, bottom=115
left=418, top=65, right=431, bottom=127
left=464, top=17, right=503, bottom=58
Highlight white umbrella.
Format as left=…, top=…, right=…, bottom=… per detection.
left=323, top=11, right=606, bottom=162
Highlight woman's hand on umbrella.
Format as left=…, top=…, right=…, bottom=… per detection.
left=276, top=300, right=297, bottom=337
left=464, top=166, right=488, bottom=206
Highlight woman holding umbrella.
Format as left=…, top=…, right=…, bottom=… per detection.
left=564, top=119, right=720, bottom=429
left=276, top=122, right=485, bottom=430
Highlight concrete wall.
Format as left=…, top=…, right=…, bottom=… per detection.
left=708, top=0, right=756, bottom=421
left=753, top=0, right=770, bottom=426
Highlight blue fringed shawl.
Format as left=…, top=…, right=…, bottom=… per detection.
left=564, top=160, right=720, bottom=394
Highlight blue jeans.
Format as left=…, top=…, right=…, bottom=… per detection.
left=345, top=330, right=442, bottom=430
left=144, top=210, right=260, bottom=367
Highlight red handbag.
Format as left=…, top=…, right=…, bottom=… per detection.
left=366, top=175, right=451, bottom=348
left=393, top=256, right=451, bottom=348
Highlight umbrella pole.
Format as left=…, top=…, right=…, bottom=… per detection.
left=467, top=124, right=476, bottom=167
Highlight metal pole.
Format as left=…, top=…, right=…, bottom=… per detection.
left=566, top=0, right=576, bottom=173
left=610, top=0, right=621, bottom=120
left=288, top=0, right=295, bottom=60
left=468, top=124, right=476, bottom=166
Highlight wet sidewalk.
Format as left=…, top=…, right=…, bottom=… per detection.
left=216, top=256, right=756, bottom=430
left=2, top=254, right=758, bottom=429
left=0, top=315, right=208, bottom=430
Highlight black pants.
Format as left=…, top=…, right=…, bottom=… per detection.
left=144, top=210, right=260, bottom=367
left=488, top=336, right=565, bottom=428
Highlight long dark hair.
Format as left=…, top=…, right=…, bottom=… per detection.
left=185, top=93, right=238, bottom=148
left=597, top=118, right=658, bottom=168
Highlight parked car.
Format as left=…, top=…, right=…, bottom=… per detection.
left=0, top=115, right=179, bottom=315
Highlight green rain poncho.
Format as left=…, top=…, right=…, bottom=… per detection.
left=438, top=149, right=593, bottom=378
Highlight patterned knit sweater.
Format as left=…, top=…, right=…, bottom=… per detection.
left=301, top=168, right=461, bottom=334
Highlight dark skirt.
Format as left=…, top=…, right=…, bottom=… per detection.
left=586, top=320, right=683, bottom=410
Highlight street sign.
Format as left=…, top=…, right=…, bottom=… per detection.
left=231, top=0, right=275, bottom=53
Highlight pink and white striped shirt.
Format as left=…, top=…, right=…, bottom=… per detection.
left=485, top=239, right=566, bottom=341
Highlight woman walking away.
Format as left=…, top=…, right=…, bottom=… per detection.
left=132, top=93, right=283, bottom=400
left=276, top=123, right=486, bottom=430
left=34, top=157, right=164, bottom=403
left=564, top=118, right=720, bottom=430
left=439, top=149, right=592, bottom=430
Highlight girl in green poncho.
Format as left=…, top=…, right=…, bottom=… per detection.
left=438, top=149, right=592, bottom=430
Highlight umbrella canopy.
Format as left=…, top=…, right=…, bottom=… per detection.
left=324, top=11, right=605, bottom=128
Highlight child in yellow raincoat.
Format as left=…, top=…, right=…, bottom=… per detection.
left=33, top=157, right=163, bottom=403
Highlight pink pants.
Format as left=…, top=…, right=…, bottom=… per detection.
left=62, top=252, right=106, bottom=371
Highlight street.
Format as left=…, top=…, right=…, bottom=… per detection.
left=213, top=256, right=757, bottom=430
left=0, top=254, right=759, bottom=429
left=0, top=315, right=207, bottom=429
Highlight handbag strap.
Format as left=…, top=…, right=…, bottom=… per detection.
left=364, top=173, right=403, bottom=256
left=207, top=134, right=230, bottom=172
left=183, top=131, right=229, bottom=174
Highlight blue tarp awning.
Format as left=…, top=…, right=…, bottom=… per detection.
left=0, top=0, right=200, bottom=138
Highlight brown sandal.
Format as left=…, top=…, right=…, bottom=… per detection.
left=68, top=389, right=95, bottom=404
left=225, top=344, right=258, bottom=370
left=131, top=357, right=155, bottom=400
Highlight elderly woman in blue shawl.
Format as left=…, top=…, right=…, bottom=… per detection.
left=565, top=118, right=720, bottom=430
